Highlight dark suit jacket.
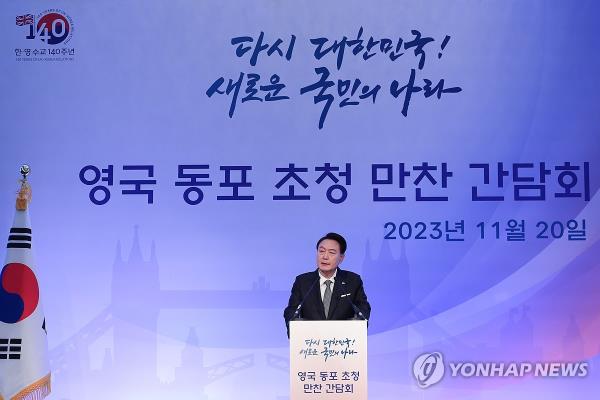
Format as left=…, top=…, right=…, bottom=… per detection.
left=283, top=268, right=371, bottom=336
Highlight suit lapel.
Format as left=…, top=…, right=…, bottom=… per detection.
left=327, top=268, right=345, bottom=319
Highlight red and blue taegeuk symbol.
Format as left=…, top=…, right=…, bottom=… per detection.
left=0, top=263, right=39, bottom=324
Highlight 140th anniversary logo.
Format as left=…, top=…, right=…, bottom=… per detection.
left=14, top=9, right=75, bottom=62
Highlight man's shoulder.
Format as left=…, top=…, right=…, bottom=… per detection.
left=295, top=270, right=318, bottom=281
left=337, top=268, right=362, bottom=281
left=294, top=268, right=363, bottom=281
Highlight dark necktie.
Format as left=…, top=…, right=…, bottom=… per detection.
left=323, top=280, right=332, bottom=318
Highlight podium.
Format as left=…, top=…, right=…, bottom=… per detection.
left=289, top=320, right=367, bottom=400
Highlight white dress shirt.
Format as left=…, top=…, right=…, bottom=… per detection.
left=319, top=268, right=337, bottom=301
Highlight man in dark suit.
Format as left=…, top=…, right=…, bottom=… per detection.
left=283, top=232, right=371, bottom=336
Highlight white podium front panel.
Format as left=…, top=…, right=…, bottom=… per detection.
left=289, top=320, right=367, bottom=400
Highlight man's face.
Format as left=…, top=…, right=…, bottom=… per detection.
left=316, top=239, right=344, bottom=276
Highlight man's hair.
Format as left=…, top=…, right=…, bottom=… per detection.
left=316, top=232, right=347, bottom=254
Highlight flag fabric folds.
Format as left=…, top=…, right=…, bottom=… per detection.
left=0, top=180, right=50, bottom=400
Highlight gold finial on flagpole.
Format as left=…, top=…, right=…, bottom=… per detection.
left=16, top=164, right=32, bottom=211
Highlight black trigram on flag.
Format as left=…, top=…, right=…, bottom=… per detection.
left=7, top=227, right=31, bottom=249
left=0, top=338, right=22, bottom=360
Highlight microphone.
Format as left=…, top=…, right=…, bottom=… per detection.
left=288, top=277, right=320, bottom=323
left=350, top=302, right=368, bottom=321
left=340, top=293, right=368, bottom=321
